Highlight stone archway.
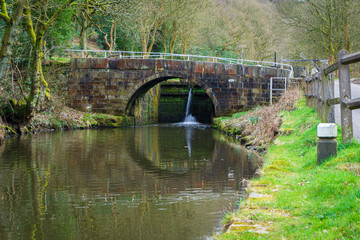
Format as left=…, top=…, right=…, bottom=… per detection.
left=124, top=71, right=219, bottom=117
left=69, top=58, right=289, bottom=117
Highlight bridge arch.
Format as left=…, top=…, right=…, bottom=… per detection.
left=124, top=71, right=219, bottom=117
left=69, top=57, right=290, bottom=118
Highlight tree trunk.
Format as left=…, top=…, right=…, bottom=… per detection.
left=141, top=25, right=149, bottom=52
left=147, top=27, right=157, bottom=53
left=104, top=21, right=116, bottom=51
left=142, top=40, right=147, bottom=53
left=162, top=24, right=168, bottom=53
left=169, top=20, right=177, bottom=56
left=181, top=35, right=189, bottom=56
left=0, top=1, right=24, bottom=79
left=112, top=23, right=116, bottom=51
left=79, top=12, right=89, bottom=50
left=80, top=26, right=87, bottom=50
left=27, top=35, right=44, bottom=113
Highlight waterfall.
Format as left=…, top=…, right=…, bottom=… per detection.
left=185, top=88, right=192, bottom=118
left=183, top=88, right=197, bottom=123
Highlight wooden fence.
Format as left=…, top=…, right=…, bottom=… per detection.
left=305, top=49, right=360, bottom=144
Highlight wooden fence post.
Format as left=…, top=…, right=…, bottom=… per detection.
left=328, top=72, right=335, bottom=122
left=306, top=77, right=309, bottom=107
left=321, top=63, right=335, bottom=123
left=311, top=75, right=314, bottom=109
left=319, top=73, right=325, bottom=120
left=320, top=68, right=326, bottom=122
left=312, top=75, right=316, bottom=109
left=307, top=76, right=312, bottom=107
left=316, top=74, right=321, bottom=118
left=338, top=49, right=353, bottom=144
left=309, top=76, right=314, bottom=107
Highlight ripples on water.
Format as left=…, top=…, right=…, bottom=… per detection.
left=0, top=125, right=261, bottom=240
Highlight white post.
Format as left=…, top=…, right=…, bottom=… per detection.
left=317, top=123, right=337, bottom=164
left=270, top=77, right=273, bottom=105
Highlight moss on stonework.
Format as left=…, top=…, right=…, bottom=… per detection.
left=82, top=114, right=134, bottom=128
left=96, top=115, right=134, bottom=127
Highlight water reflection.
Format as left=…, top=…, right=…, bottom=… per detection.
left=186, top=127, right=193, bottom=158
left=0, top=126, right=261, bottom=240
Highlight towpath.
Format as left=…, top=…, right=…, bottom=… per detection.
left=334, top=80, right=360, bottom=140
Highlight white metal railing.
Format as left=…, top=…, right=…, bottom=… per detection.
left=65, top=49, right=293, bottom=77
left=270, top=77, right=287, bottom=104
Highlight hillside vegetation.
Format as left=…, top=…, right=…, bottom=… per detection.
left=1, top=0, right=360, bottom=125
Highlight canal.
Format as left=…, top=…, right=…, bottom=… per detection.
left=0, top=124, right=261, bottom=239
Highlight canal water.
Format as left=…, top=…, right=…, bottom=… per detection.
left=0, top=125, right=261, bottom=240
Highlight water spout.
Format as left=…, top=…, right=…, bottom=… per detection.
left=185, top=88, right=192, bottom=118
left=183, top=88, right=198, bottom=123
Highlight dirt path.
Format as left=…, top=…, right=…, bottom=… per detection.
left=334, top=80, right=360, bottom=140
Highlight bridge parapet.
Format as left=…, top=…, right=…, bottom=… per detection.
left=68, top=57, right=290, bottom=117
left=66, top=50, right=293, bottom=72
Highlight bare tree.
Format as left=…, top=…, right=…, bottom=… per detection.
left=160, top=0, right=204, bottom=55
left=73, top=0, right=114, bottom=50
left=189, top=0, right=280, bottom=61
left=276, top=0, right=360, bottom=61
left=125, top=0, right=170, bottom=53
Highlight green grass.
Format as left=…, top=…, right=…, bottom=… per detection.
left=48, top=57, right=71, bottom=63
left=216, top=98, right=360, bottom=239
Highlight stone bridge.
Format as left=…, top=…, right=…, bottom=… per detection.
left=68, top=58, right=290, bottom=117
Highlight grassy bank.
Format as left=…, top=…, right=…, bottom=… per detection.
left=214, top=96, right=360, bottom=239
left=212, top=88, right=303, bottom=150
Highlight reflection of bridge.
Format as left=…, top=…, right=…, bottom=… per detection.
left=125, top=125, right=259, bottom=187
left=68, top=51, right=292, bottom=116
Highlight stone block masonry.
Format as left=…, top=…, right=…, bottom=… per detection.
left=68, top=58, right=289, bottom=117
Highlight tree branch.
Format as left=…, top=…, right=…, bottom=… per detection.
left=45, top=0, right=77, bottom=29
left=0, top=0, right=7, bottom=16
left=24, top=1, right=36, bottom=45
left=0, top=12, right=10, bottom=22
